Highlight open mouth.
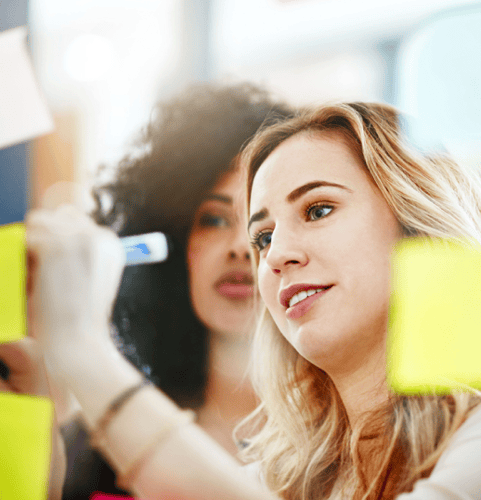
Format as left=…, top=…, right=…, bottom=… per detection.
left=288, top=286, right=331, bottom=308
left=215, top=272, right=254, bottom=299
left=282, top=285, right=333, bottom=320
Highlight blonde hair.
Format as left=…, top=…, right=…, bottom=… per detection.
left=238, top=102, right=481, bottom=499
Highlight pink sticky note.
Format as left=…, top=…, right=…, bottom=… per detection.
left=90, top=492, right=185, bottom=500
left=90, top=494, right=135, bottom=500
left=89, top=491, right=139, bottom=500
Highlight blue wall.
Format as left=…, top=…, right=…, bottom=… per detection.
left=0, top=0, right=29, bottom=225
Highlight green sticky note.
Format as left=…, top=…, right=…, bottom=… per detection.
left=388, top=238, right=481, bottom=394
left=0, top=392, right=53, bottom=500
left=0, top=223, right=26, bottom=342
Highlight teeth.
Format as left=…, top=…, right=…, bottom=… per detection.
left=288, top=288, right=325, bottom=308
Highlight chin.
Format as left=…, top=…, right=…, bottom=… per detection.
left=289, top=324, right=344, bottom=367
left=210, top=314, right=254, bottom=340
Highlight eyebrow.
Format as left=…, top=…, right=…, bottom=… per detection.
left=286, top=181, right=352, bottom=203
left=202, top=193, right=232, bottom=204
left=248, top=180, right=352, bottom=230
left=248, top=208, right=268, bottom=231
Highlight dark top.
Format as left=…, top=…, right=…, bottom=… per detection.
left=61, top=419, right=129, bottom=499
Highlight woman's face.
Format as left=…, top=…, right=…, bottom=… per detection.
left=187, top=169, right=255, bottom=339
left=248, top=131, right=402, bottom=374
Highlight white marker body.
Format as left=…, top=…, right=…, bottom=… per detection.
left=121, top=232, right=169, bottom=266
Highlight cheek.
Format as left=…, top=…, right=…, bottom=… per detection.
left=186, top=246, right=212, bottom=330
left=343, top=227, right=398, bottom=322
left=187, top=230, right=211, bottom=268
left=186, top=236, right=209, bottom=299
left=256, top=262, right=271, bottom=304
left=257, top=262, right=282, bottom=320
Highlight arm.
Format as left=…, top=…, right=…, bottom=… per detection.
left=396, top=405, right=481, bottom=500
left=26, top=206, right=277, bottom=500
left=62, top=340, right=274, bottom=500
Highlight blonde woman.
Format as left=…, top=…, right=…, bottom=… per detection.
left=240, top=102, right=481, bottom=499
left=25, top=102, right=481, bottom=499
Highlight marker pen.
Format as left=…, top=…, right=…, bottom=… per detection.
left=120, top=232, right=170, bottom=266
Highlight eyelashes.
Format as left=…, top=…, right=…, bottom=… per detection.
left=250, top=230, right=272, bottom=251
left=250, top=203, right=334, bottom=252
left=305, top=203, right=334, bottom=221
left=197, top=213, right=230, bottom=228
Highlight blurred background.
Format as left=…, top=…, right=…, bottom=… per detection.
left=1, top=0, right=480, bottom=222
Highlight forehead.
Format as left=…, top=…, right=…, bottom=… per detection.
left=201, top=168, right=246, bottom=215
left=210, top=169, right=243, bottom=196
left=250, top=131, right=368, bottom=211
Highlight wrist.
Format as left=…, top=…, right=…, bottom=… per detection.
left=42, top=324, right=115, bottom=377
left=45, top=332, right=143, bottom=428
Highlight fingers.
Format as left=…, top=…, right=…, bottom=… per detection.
left=51, top=204, right=94, bottom=230
left=26, top=249, right=37, bottom=297
left=0, top=378, right=13, bottom=392
left=26, top=207, right=126, bottom=276
left=26, top=208, right=72, bottom=255
left=40, top=180, right=95, bottom=214
left=25, top=206, right=126, bottom=370
left=0, top=338, right=39, bottom=374
left=26, top=205, right=93, bottom=233
left=26, top=206, right=90, bottom=242
left=26, top=206, right=123, bottom=253
left=0, top=338, right=48, bottom=396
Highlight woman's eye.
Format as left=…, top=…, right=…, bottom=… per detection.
left=198, top=213, right=229, bottom=228
left=251, top=231, right=272, bottom=251
left=306, top=204, right=333, bottom=221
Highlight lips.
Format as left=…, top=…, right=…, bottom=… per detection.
left=279, top=283, right=331, bottom=308
left=279, top=283, right=333, bottom=320
left=215, top=271, right=254, bottom=299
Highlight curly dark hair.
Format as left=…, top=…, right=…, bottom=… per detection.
left=92, top=82, right=295, bottom=408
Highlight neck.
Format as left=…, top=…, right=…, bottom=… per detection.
left=204, top=331, right=257, bottom=415
left=329, top=341, right=389, bottom=429
left=197, top=331, right=258, bottom=455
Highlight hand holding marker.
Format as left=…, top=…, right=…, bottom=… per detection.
left=39, top=183, right=170, bottom=266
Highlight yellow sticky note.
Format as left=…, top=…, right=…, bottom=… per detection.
left=0, top=223, right=26, bottom=342
left=388, top=238, right=481, bottom=394
left=0, top=392, right=53, bottom=500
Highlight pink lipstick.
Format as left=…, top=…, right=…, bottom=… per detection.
left=286, top=288, right=331, bottom=319
left=215, top=272, right=254, bottom=299
left=280, top=283, right=333, bottom=320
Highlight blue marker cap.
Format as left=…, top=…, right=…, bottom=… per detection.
left=121, top=232, right=169, bottom=266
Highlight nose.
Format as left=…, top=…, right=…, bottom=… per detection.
left=265, top=229, right=308, bottom=275
left=227, top=225, right=251, bottom=262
